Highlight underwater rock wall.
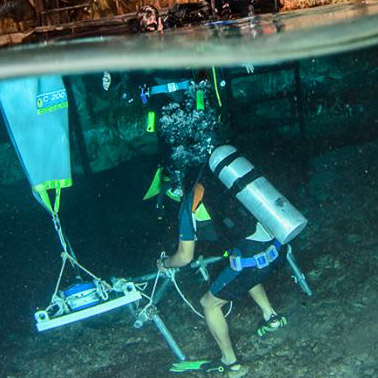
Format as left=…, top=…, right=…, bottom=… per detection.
left=0, top=46, right=377, bottom=185
left=66, top=74, right=159, bottom=175
left=230, top=46, right=378, bottom=142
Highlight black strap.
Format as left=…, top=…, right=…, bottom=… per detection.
left=229, top=168, right=261, bottom=197
left=213, top=151, right=239, bottom=177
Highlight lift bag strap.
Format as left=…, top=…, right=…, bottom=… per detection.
left=33, top=178, right=73, bottom=214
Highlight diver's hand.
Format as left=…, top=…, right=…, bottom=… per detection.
left=157, top=257, right=170, bottom=273
left=158, top=17, right=164, bottom=32
left=242, top=62, right=255, bottom=74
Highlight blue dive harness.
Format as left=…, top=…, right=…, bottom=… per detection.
left=229, top=240, right=281, bottom=272
left=140, top=80, right=192, bottom=104
left=150, top=80, right=191, bottom=95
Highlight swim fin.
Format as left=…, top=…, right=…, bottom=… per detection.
left=143, top=167, right=163, bottom=200
left=169, top=360, right=210, bottom=372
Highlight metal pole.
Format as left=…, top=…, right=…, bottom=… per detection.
left=152, top=278, right=172, bottom=305
left=286, top=245, right=313, bottom=296
left=133, top=272, right=159, bottom=282
left=134, top=256, right=223, bottom=283
left=152, top=312, right=186, bottom=361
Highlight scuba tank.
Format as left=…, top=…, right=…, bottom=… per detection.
left=209, top=145, right=307, bottom=244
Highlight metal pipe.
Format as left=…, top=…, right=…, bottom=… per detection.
left=190, top=256, right=223, bottom=268
left=152, top=278, right=172, bottom=305
left=133, top=272, right=158, bottom=282
left=134, top=256, right=223, bottom=283
left=152, top=313, right=186, bottom=361
left=286, top=245, right=313, bottom=296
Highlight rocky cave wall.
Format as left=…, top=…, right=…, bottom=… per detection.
left=0, top=0, right=360, bottom=35
left=0, top=0, right=202, bottom=34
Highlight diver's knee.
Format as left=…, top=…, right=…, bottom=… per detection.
left=200, top=291, right=213, bottom=309
left=200, top=291, right=225, bottom=310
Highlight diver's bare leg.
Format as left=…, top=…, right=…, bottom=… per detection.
left=200, top=291, right=237, bottom=364
left=249, top=284, right=276, bottom=321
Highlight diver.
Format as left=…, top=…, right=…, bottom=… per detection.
left=136, top=4, right=164, bottom=33
left=134, top=1, right=257, bottom=33
left=135, top=3, right=209, bottom=33
left=157, top=148, right=292, bottom=373
left=101, top=61, right=223, bottom=221
left=142, top=67, right=223, bottom=220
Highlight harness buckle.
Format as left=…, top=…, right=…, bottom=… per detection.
left=167, top=82, right=178, bottom=92
left=140, top=86, right=149, bottom=104
left=254, top=252, right=269, bottom=269
left=267, top=245, right=279, bottom=262
left=229, top=255, right=242, bottom=272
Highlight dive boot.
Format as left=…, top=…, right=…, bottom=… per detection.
left=257, top=314, right=287, bottom=337
left=170, top=358, right=241, bottom=373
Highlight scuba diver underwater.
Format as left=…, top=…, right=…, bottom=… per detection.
left=154, top=143, right=308, bottom=373
left=102, top=65, right=224, bottom=219
left=135, top=64, right=309, bottom=373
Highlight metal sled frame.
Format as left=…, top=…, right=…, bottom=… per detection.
left=35, top=289, right=142, bottom=332
left=34, top=249, right=311, bottom=360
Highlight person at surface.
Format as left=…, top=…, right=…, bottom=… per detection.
left=135, top=1, right=257, bottom=33
left=137, top=4, right=164, bottom=32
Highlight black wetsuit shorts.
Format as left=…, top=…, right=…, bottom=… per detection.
left=178, top=191, right=283, bottom=301
left=209, top=241, right=284, bottom=302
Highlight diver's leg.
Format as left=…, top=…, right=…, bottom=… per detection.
left=200, top=291, right=237, bottom=365
left=248, top=284, right=276, bottom=321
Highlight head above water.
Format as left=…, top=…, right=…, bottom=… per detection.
left=137, top=5, right=160, bottom=32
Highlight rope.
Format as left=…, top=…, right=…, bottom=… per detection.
left=64, top=253, right=112, bottom=291
left=48, top=213, right=111, bottom=308
left=49, top=250, right=112, bottom=309
left=148, top=269, right=161, bottom=304
left=133, top=255, right=165, bottom=315
left=47, top=295, right=69, bottom=316
left=157, top=250, right=233, bottom=319
left=170, top=271, right=205, bottom=319
left=51, top=252, right=69, bottom=300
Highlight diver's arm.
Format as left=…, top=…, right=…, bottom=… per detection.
left=164, top=240, right=196, bottom=268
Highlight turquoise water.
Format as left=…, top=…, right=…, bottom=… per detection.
left=0, top=2, right=378, bottom=78
left=0, top=3, right=378, bottom=377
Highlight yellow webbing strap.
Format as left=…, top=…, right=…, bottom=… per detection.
left=194, top=203, right=211, bottom=221
left=33, top=179, right=72, bottom=214
left=212, top=67, right=222, bottom=108
left=192, top=183, right=211, bottom=221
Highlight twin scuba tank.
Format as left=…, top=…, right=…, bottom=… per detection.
left=209, top=145, right=307, bottom=244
